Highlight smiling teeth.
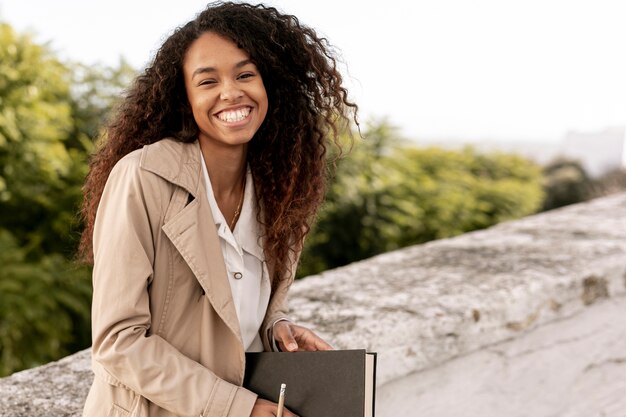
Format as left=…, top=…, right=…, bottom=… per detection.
left=218, top=107, right=251, bottom=123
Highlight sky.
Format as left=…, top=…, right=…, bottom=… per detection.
left=1, top=0, right=626, bottom=143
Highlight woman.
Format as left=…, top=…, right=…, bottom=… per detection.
left=79, top=2, right=357, bottom=417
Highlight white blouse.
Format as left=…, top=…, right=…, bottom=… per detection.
left=200, top=154, right=271, bottom=352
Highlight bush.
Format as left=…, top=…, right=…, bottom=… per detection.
left=298, top=123, right=544, bottom=277
left=541, top=159, right=592, bottom=211
left=0, top=229, right=91, bottom=375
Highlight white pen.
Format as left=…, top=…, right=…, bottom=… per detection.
left=276, top=383, right=286, bottom=417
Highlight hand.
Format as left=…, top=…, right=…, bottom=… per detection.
left=250, top=398, right=299, bottom=417
left=273, top=321, right=333, bottom=352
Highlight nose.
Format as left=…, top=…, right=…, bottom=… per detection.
left=219, top=80, right=244, bottom=101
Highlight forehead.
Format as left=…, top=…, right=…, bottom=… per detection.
left=183, top=32, right=251, bottom=71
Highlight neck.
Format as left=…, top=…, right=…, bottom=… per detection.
left=199, top=140, right=247, bottom=200
left=199, top=139, right=247, bottom=230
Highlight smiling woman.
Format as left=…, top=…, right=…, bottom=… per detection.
left=78, top=2, right=358, bottom=417
left=183, top=32, right=270, bottom=228
left=184, top=32, right=269, bottom=151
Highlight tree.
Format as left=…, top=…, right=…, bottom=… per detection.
left=0, top=23, right=136, bottom=258
left=68, top=58, right=136, bottom=146
left=0, top=22, right=134, bottom=376
left=0, top=22, right=78, bottom=257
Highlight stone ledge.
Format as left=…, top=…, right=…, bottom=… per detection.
left=1, top=192, right=625, bottom=415
left=290, top=192, right=626, bottom=385
left=376, top=295, right=626, bottom=417
left=0, top=349, right=91, bottom=416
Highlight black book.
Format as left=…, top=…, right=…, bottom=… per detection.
left=244, top=349, right=376, bottom=417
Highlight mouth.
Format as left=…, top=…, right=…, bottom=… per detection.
left=215, top=106, right=252, bottom=124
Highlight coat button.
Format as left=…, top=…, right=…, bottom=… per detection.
left=233, top=272, right=243, bottom=280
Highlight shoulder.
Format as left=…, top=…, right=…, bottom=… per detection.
left=100, top=143, right=182, bottom=219
left=140, top=137, right=190, bottom=170
left=110, top=138, right=198, bottom=186
left=107, top=148, right=144, bottom=185
left=102, top=138, right=201, bottom=218
left=106, top=139, right=188, bottom=195
left=140, top=138, right=202, bottom=195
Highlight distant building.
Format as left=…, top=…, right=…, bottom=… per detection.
left=558, top=127, right=626, bottom=178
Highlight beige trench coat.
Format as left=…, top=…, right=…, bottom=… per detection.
left=82, top=138, right=294, bottom=417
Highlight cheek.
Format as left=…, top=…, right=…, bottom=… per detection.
left=256, top=85, right=269, bottom=119
left=259, top=96, right=269, bottom=118
left=188, top=96, right=211, bottom=122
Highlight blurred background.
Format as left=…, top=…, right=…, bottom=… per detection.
left=1, top=0, right=625, bottom=376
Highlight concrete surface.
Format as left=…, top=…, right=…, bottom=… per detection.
left=377, top=296, right=626, bottom=417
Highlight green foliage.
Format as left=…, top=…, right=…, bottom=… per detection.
left=298, top=121, right=545, bottom=277
left=541, top=158, right=592, bottom=211
left=0, top=23, right=75, bottom=255
left=68, top=58, right=136, bottom=145
left=0, top=23, right=136, bottom=258
left=0, top=22, right=134, bottom=376
left=541, top=158, right=626, bottom=210
left=0, top=230, right=91, bottom=375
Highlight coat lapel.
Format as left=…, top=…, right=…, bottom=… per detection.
left=141, top=139, right=242, bottom=345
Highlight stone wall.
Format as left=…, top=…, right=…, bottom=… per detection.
left=1, top=192, right=625, bottom=416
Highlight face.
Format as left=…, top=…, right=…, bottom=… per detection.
left=183, top=32, right=268, bottom=150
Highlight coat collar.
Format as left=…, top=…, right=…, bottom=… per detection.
left=139, top=138, right=203, bottom=197
left=140, top=138, right=243, bottom=346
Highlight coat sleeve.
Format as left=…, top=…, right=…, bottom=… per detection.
left=260, top=282, right=291, bottom=352
left=90, top=154, right=256, bottom=417
left=259, top=248, right=302, bottom=352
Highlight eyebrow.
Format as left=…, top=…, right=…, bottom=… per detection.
left=191, top=59, right=254, bottom=79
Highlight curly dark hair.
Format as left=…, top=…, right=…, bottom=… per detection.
left=79, top=1, right=358, bottom=286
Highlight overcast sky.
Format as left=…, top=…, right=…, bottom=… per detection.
left=2, top=0, right=625, bottom=142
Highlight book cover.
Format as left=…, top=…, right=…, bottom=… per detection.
left=244, top=349, right=376, bottom=417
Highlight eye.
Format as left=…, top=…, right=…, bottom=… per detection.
left=238, top=72, right=256, bottom=80
left=197, top=78, right=217, bottom=87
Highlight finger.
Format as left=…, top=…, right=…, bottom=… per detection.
left=299, top=338, right=331, bottom=351
left=293, top=328, right=333, bottom=351
left=275, top=322, right=298, bottom=352
left=314, top=336, right=334, bottom=351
